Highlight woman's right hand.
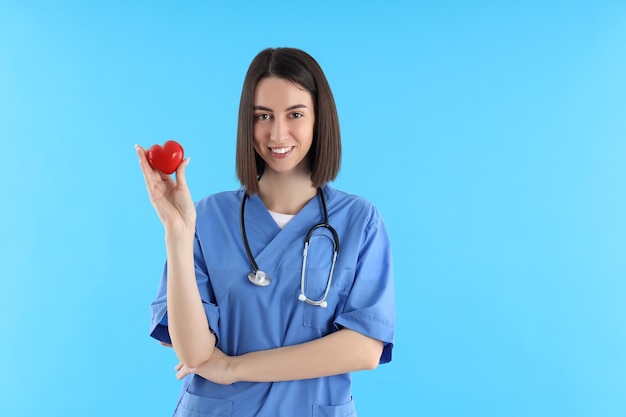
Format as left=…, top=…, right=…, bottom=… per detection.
left=135, top=145, right=196, bottom=234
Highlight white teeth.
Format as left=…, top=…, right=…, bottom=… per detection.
left=272, top=147, right=293, bottom=154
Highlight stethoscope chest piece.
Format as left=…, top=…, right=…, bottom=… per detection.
left=248, top=270, right=271, bottom=287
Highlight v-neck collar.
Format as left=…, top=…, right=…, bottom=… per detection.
left=242, top=186, right=332, bottom=270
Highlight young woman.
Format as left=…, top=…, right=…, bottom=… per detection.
left=136, top=47, right=395, bottom=417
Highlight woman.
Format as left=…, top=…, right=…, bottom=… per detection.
left=136, top=47, right=395, bottom=417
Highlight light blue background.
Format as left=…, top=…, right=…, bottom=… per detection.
left=1, top=1, right=625, bottom=416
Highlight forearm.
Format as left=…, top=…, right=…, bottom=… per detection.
left=230, top=329, right=383, bottom=382
left=165, top=230, right=216, bottom=367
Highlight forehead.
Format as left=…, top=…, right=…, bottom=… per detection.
left=254, top=76, right=313, bottom=106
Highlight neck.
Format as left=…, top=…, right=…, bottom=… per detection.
left=257, top=172, right=318, bottom=215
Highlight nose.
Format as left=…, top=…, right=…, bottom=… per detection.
left=269, top=118, right=289, bottom=142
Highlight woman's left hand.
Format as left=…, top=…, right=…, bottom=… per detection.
left=175, top=348, right=237, bottom=385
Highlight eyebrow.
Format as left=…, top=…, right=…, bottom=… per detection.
left=253, top=104, right=308, bottom=112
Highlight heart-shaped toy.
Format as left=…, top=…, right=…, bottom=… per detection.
left=146, top=140, right=184, bottom=174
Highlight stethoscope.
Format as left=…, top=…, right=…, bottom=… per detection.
left=240, top=188, right=340, bottom=308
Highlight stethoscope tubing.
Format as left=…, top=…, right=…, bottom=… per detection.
left=240, top=193, right=261, bottom=273
left=240, top=188, right=340, bottom=307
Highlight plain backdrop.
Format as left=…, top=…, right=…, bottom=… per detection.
left=1, top=1, right=625, bottom=416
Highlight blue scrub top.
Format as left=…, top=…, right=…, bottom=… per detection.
left=150, top=185, right=395, bottom=417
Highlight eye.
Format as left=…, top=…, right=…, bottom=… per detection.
left=255, top=113, right=271, bottom=121
left=290, top=112, right=304, bottom=119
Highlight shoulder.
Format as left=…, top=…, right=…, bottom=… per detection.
left=324, top=185, right=382, bottom=219
left=194, top=189, right=245, bottom=215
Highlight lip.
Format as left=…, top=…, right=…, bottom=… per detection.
left=269, top=146, right=295, bottom=159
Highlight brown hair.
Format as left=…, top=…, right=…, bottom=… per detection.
left=236, top=47, right=341, bottom=194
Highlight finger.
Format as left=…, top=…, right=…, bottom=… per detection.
left=159, top=342, right=173, bottom=348
left=135, top=144, right=145, bottom=157
left=135, top=145, right=161, bottom=190
left=159, top=170, right=177, bottom=189
left=136, top=149, right=179, bottom=201
left=174, top=362, right=183, bottom=371
left=176, top=367, right=193, bottom=380
left=135, top=145, right=152, bottom=169
left=175, top=157, right=191, bottom=188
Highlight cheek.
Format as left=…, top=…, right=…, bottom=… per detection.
left=296, top=123, right=315, bottom=144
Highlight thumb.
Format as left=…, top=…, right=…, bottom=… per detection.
left=175, top=157, right=191, bottom=188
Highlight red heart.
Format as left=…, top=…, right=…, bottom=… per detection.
left=146, top=140, right=184, bottom=174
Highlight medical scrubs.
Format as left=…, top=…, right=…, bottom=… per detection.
left=150, top=185, right=395, bottom=417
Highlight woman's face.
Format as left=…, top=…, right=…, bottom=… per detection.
left=253, top=76, right=315, bottom=177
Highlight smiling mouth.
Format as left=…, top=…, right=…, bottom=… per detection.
left=270, top=146, right=294, bottom=155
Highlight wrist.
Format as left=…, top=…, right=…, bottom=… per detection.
left=164, top=224, right=195, bottom=244
left=228, top=354, right=243, bottom=383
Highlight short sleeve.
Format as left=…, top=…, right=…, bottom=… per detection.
left=149, top=232, right=221, bottom=345
left=334, top=206, right=396, bottom=364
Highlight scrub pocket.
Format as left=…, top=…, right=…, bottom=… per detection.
left=173, top=388, right=233, bottom=417
left=313, top=397, right=357, bottom=417
left=302, top=268, right=352, bottom=329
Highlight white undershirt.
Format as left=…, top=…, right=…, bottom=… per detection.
left=268, top=210, right=296, bottom=229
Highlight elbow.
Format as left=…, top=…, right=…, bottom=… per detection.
left=174, top=343, right=216, bottom=369
left=179, top=349, right=214, bottom=369
left=361, top=340, right=384, bottom=370
left=171, top=331, right=217, bottom=368
left=185, top=358, right=209, bottom=369
left=345, top=330, right=384, bottom=371
left=362, top=353, right=381, bottom=371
